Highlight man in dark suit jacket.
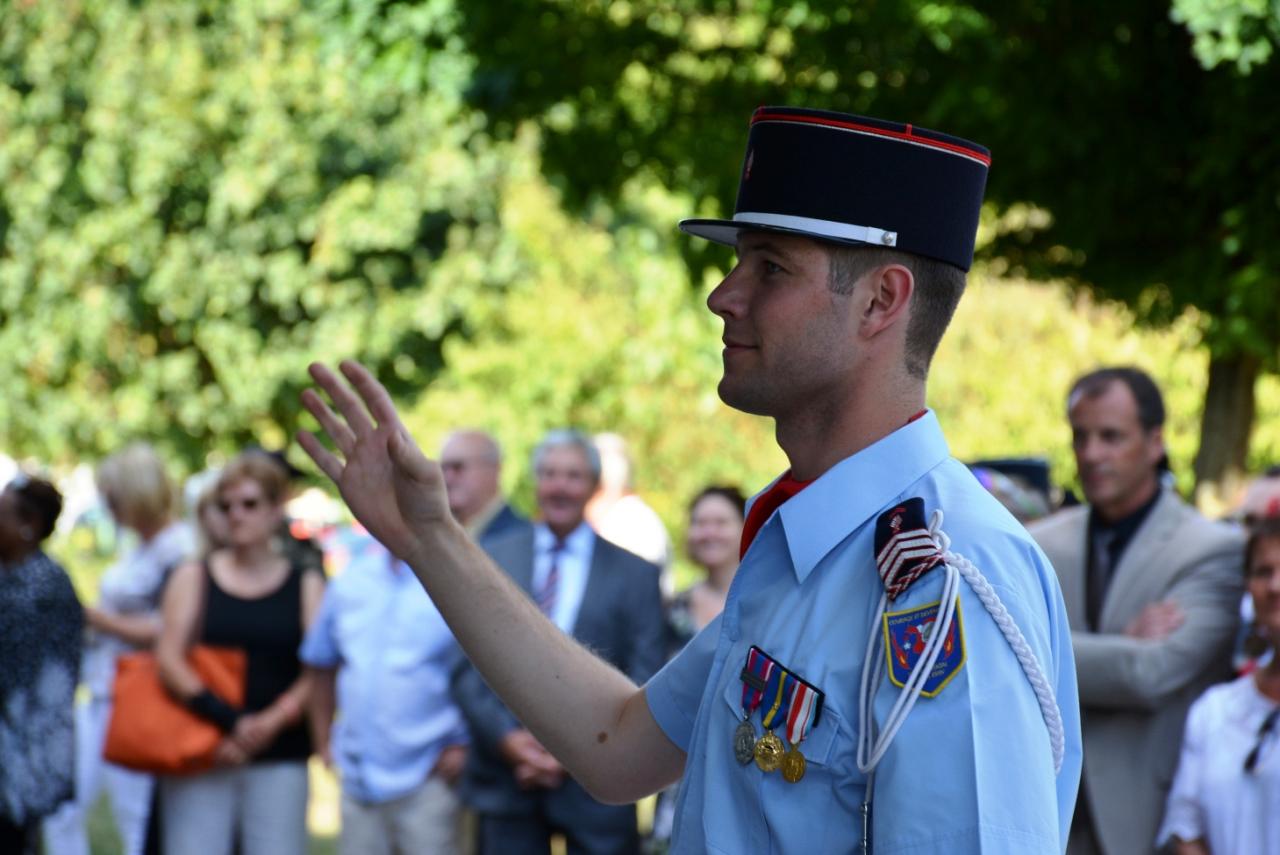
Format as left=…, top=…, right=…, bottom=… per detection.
left=440, top=429, right=530, bottom=545
left=452, top=429, right=666, bottom=855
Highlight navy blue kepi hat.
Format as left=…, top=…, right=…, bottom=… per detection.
left=680, top=107, right=990, bottom=271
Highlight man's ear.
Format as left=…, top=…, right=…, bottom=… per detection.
left=1146, top=426, right=1166, bottom=466
left=858, top=264, right=914, bottom=339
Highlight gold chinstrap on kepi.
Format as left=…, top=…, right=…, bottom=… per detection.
left=737, top=646, right=824, bottom=782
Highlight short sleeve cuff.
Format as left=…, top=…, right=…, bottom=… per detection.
left=645, top=674, right=695, bottom=753
left=298, top=630, right=339, bottom=668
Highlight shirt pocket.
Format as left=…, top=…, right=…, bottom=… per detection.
left=719, top=673, right=860, bottom=854
left=720, top=665, right=841, bottom=768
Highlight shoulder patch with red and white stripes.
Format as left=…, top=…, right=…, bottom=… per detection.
left=874, top=497, right=943, bottom=601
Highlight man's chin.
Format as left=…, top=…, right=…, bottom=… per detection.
left=717, top=378, right=773, bottom=417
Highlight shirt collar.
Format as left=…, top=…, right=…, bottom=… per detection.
left=535, top=520, right=594, bottom=554
left=465, top=494, right=507, bottom=539
left=774, top=410, right=950, bottom=583
left=1088, top=484, right=1164, bottom=562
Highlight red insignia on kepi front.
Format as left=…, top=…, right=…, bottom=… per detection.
left=874, top=497, right=943, bottom=600
left=883, top=600, right=966, bottom=697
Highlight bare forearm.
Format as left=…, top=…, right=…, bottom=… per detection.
left=308, top=668, right=336, bottom=749
left=269, top=670, right=313, bottom=728
left=408, top=523, right=678, bottom=802
left=1174, top=838, right=1210, bottom=855
left=88, top=608, right=161, bottom=647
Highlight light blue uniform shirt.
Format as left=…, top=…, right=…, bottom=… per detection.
left=299, top=537, right=469, bottom=804
left=646, top=412, right=1082, bottom=854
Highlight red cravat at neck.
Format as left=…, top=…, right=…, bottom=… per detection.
left=740, top=474, right=813, bottom=559
left=738, top=410, right=928, bottom=559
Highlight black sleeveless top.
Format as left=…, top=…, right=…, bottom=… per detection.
left=201, top=560, right=314, bottom=763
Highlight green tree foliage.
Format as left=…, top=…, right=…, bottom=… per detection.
left=456, top=0, right=1280, bottom=497
left=402, top=137, right=785, bottom=534
left=1173, top=0, right=1280, bottom=71
left=9, top=0, right=1280, bottom=550
left=0, top=0, right=516, bottom=470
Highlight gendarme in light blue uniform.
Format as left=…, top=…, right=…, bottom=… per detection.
left=646, top=412, right=1082, bottom=854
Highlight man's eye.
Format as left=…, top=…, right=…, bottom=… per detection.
left=763, top=260, right=783, bottom=275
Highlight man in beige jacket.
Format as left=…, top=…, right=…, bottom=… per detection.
left=1030, top=367, right=1242, bottom=855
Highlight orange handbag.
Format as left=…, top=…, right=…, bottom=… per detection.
left=103, top=645, right=247, bottom=775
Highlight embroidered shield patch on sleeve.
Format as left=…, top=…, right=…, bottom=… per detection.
left=882, top=599, right=966, bottom=697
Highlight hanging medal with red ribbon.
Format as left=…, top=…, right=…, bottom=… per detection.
left=736, top=646, right=826, bottom=778
left=781, top=678, right=820, bottom=783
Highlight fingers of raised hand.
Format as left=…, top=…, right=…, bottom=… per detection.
left=296, top=428, right=344, bottom=484
left=388, top=426, right=438, bottom=485
left=309, top=362, right=376, bottom=441
left=340, top=360, right=404, bottom=433
left=300, top=387, right=357, bottom=457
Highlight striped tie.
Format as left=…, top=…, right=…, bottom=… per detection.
left=537, top=538, right=566, bottom=617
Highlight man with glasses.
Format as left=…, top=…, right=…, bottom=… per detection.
left=439, top=430, right=528, bottom=546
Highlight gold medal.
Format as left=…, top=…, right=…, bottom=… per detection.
left=781, top=742, right=807, bottom=783
left=754, top=730, right=784, bottom=772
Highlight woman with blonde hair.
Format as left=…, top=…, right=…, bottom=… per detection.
left=193, top=478, right=231, bottom=558
left=44, top=444, right=192, bottom=855
left=155, top=451, right=324, bottom=855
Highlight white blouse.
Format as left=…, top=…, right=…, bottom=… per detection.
left=1158, top=674, right=1280, bottom=855
left=83, top=521, right=193, bottom=697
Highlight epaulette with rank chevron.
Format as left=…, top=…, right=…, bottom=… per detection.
left=874, top=497, right=944, bottom=601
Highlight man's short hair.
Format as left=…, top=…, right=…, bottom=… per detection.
left=827, top=246, right=967, bottom=379
left=532, top=429, right=602, bottom=483
left=1068, top=367, right=1166, bottom=431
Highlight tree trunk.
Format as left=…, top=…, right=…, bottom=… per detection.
left=1192, top=351, right=1261, bottom=512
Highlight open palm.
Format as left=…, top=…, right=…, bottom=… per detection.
left=297, top=361, right=452, bottom=564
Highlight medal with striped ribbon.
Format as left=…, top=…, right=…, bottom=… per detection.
left=734, top=648, right=771, bottom=765
left=781, top=679, right=819, bottom=783
left=754, top=668, right=792, bottom=772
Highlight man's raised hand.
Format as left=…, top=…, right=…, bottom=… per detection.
left=297, top=361, right=453, bottom=565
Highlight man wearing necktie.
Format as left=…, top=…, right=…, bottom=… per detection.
left=1030, top=367, right=1243, bottom=855
left=450, top=429, right=665, bottom=855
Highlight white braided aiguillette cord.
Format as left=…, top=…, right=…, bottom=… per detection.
left=856, top=560, right=961, bottom=773
left=927, top=510, right=1066, bottom=774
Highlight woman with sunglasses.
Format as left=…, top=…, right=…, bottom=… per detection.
left=155, top=452, right=324, bottom=855
left=1158, top=516, right=1280, bottom=855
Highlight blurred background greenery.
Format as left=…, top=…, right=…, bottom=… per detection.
left=5, top=0, right=1280, bottom=568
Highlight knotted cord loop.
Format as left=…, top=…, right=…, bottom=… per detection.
left=926, top=510, right=1065, bottom=774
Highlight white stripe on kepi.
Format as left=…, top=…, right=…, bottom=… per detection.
left=732, top=211, right=898, bottom=247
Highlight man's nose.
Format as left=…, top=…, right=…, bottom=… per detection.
left=707, top=265, right=747, bottom=319
left=1075, top=435, right=1103, bottom=463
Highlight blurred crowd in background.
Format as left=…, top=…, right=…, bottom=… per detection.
left=1, top=365, right=1278, bottom=855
